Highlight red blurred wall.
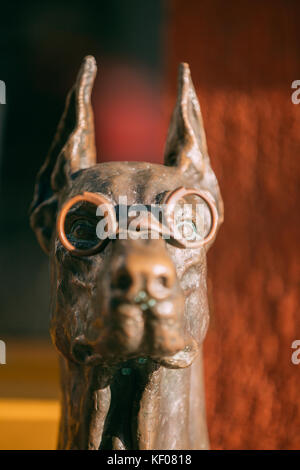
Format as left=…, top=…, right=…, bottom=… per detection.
left=168, top=0, right=300, bottom=449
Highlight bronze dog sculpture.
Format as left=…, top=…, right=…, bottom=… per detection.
left=30, top=56, right=223, bottom=450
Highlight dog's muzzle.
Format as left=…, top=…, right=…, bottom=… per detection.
left=70, top=238, right=199, bottom=369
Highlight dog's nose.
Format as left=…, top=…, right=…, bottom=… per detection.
left=113, top=241, right=176, bottom=301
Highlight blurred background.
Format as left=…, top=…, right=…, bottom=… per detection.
left=0, top=0, right=300, bottom=450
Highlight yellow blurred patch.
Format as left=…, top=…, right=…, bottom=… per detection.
left=0, top=399, right=60, bottom=450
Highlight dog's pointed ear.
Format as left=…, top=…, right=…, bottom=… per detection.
left=30, top=56, right=97, bottom=254
left=164, top=62, right=209, bottom=175
left=164, top=63, right=223, bottom=222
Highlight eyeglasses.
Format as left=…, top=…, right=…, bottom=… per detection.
left=57, top=187, right=219, bottom=256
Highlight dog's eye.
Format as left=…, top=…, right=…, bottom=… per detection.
left=70, top=219, right=95, bottom=239
left=67, top=218, right=98, bottom=247
left=176, top=220, right=201, bottom=241
left=173, top=195, right=212, bottom=242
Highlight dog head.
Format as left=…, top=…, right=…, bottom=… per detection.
left=30, top=56, right=223, bottom=369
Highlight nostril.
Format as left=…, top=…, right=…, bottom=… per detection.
left=158, top=275, right=169, bottom=288
left=148, top=273, right=174, bottom=300
left=115, top=269, right=132, bottom=291
left=72, top=341, right=94, bottom=363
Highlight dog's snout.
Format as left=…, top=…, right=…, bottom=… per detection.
left=113, top=240, right=176, bottom=301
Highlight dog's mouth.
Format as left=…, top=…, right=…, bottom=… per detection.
left=71, top=301, right=199, bottom=369
left=71, top=336, right=199, bottom=370
left=71, top=289, right=199, bottom=369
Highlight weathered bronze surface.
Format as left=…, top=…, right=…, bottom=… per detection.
left=30, top=56, right=223, bottom=450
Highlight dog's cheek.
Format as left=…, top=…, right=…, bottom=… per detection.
left=50, top=252, right=98, bottom=358
left=185, top=288, right=210, bottom=344
left=178, top=250, right=210, bottom=345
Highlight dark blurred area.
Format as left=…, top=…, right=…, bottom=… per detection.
left=0, top=0, right=166, bottom=335
left=0, top=0, right=300, bottom=450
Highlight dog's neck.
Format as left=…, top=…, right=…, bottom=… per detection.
left=57, top=349, right=209, bottom=450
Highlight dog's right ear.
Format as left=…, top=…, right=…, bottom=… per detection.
left=30, top=56, right=97, bottom=254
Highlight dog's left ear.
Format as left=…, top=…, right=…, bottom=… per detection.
left=164, top=63, right=223, bottom=221
left=30, top=56, right=97, bottom=254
